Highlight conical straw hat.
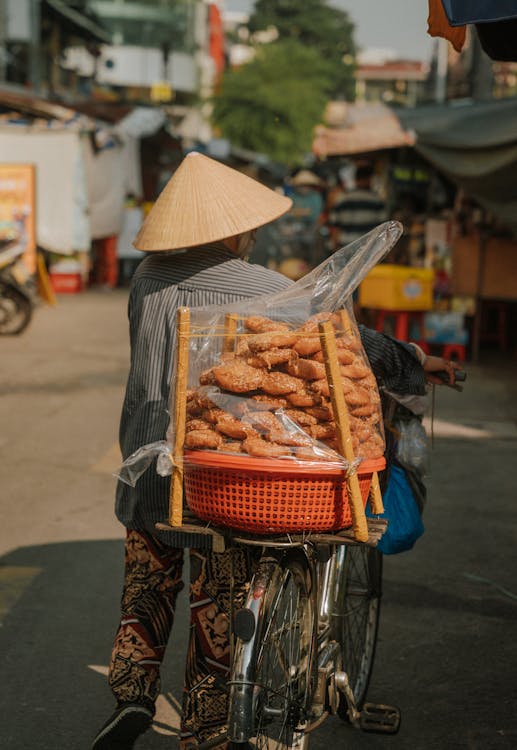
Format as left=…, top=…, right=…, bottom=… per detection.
left=289, top=169, right=323, bottom=188
left=133, top=152, right=293, bottom=251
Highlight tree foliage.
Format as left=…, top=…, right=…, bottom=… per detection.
left=248, top=0, right=356, bottom=99
left=212, top=40, right=335, bottom=166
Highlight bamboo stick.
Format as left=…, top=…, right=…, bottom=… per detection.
left=368, top=471, right=384, bottom=514
left=340, top=309, right=385, bottom=515
left=222, top=312, right=238, bottom=354
left=169, top=307, right=190, bottom=527
left=339, top=308, right=354, bottom=337
left=319, top=320, right=368, bottom=542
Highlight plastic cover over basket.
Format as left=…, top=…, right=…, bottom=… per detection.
left=169, top=221, right=403, bottom=467
left=119, top=222, right=402, bottom=533
left=118, top=221, right=402, bottom=484
left=176, top=223, right=402, bottom=531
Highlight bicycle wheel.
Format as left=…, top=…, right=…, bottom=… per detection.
left=333, top=545, right=382, bottom=715
left=229, top=549, right=316, bottom=750
left=254, top=550, right=315, bottom=750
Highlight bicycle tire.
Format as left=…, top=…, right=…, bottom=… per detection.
left=332, top=545, right=382, bottom=716
left=229, top=550, right=316, bottom=750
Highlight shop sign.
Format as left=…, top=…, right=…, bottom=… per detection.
left=0, top=163, right=36, bottom=273
left=150, top=81, right=174, bottom=102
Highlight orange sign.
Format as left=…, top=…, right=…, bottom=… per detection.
left=0, top=164, right=36, bottom=273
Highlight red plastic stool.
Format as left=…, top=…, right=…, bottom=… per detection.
left=442, top=343, right=466, bottom=362
left=374, top=309, right=426, bottom=345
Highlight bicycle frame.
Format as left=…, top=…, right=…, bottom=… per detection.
left=228, top=555, right=283, bottom=742
left=228, top=540, right=343, bottom=744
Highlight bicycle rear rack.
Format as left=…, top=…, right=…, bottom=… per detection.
left=156, top=513, right=388, bottom=552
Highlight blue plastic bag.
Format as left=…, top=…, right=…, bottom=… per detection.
left=442, top=0, right=517, bottom=26
left=367, top=464, right=424, bottom=555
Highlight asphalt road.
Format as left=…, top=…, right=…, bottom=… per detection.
left=0, top=290, right=516, bottom=750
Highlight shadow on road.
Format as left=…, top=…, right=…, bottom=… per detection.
left=1, top=528, right=516, bottom=750
left=0, top=540, right=188, bottom=749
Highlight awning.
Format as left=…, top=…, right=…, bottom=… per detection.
left=43, top=0, right=112, bottom=44
left=395, top=98, right=517, bottom=231
left=0, top=85, right=95, bottom=128
left=441, top=0, right=517, bottom=26
left=427, top=0, right=517, bottom=61
left=312, top=101, right=414, bottom=158
left=0, top=88, right=71, bottom=120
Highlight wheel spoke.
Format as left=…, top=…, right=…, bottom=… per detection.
left=337, top=547, right=382, bottom=712
left=253, top=555, right=313, bottom=750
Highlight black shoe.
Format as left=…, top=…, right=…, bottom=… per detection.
left=91, top=703, right=153, bottom=749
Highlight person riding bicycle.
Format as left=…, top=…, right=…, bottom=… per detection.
left=91, top=152, right=458, bottom=750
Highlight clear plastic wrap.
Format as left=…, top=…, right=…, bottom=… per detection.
left=395, top=417, right=429, bottom=476
left=117, top=221, right=403, bottom=487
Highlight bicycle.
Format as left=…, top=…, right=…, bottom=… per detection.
left=223, top=371, right=468, bottom=749
left=157, top=507, right=396, bottom=750
left=160, top=305, right=466, bottom=750
left=225, top=525, right=397, bottom=750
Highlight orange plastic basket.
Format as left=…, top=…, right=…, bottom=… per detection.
left=183, top=450, right=385, bottom=534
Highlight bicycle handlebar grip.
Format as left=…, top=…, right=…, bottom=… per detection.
left=435, top=369, right=467, bottom=383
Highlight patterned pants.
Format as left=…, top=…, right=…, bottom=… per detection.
left=108, top=530, right=253, bottom=747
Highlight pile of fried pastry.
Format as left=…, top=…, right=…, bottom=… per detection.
left=184, top=312, right=384, bottom=461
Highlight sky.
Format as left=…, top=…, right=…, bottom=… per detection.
left=223, top=0, right=435, bottom=62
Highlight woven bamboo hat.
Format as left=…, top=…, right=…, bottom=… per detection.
left=133, top=152, right=293, bottom=251
left=289, top=169, right=323, bottom=188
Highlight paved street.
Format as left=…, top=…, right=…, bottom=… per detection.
left=0, top=290, right=516, bottom=750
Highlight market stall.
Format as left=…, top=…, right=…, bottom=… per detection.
left=396, top=97, right=517, bottom=360
left=0, top=88, right=145, bottom=290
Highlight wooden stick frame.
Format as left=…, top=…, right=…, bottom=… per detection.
left=169, top=307, right=190, bottom=526
left=169, top=307, right=384, bottom=538
left=169, top=310, right=240, bottom=528
left=319, top=320, right=368, bottom=541
left=339, top=309, right=384, bottom=516
left=222, top=312, right=238, bottom=354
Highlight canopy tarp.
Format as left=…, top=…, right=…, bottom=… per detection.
left=395, top=97, right=517, bottom=231
left=312, top=101, right=414, bottom=158
left=0, top=86, right=143, bottom=251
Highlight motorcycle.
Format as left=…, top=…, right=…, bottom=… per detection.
left=0, top=238, right=34, bottom=335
